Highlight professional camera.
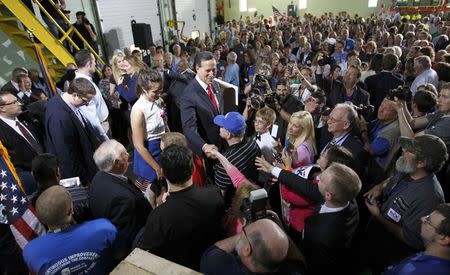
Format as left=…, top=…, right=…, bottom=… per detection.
left=254, top=74, right=267, bottom=89
left=250, top=95, right=265, bottom=109
left=354, top=104, right=375, bottom=120
left=318, top=55, right=333, bottom=66
left=240, top=189, right=269, bottom=224
left=386, top=86, right=410, bottom=101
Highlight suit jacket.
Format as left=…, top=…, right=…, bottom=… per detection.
left=89, top=171, right=151, bottom=250
left=298, top=51, right=314, bottom=66
left=278, top=170, right=359, bottom=275
left=0, top=80, right=19, bottom=95
left=0, top=118, right=43, bottom=172
left=45, top=95, right=97, bottom=184
left=365, top=71, right=405, bottom=111
left=342, top=135, right=369, bottom=183
left=233, top=43, right=253, bottom=66
left=327, top=81, right=370, bottom=108
left=180, top=78, right=224, bottom=155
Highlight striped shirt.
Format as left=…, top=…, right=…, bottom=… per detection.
left=214, top=138, right=261, bottom=204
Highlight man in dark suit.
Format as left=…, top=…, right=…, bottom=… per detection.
left=1, top=67, right=28, bottom=96
left=321, top=103, right=368, bottom=182
left=327, top=65, right=370, bottom=108
left=0, top=91, right=44, bottom=173
left=233, top=31, right=253, bottom=66
left=365, top=53, right=405, bottom=112
left=298, top=42, right=314, bottom=66
left=90, top=140, right=151, bottom=257
left=45, top=78, right=98, bottom=185
left=180, top=51, right=224, bottom=179
left=256, top=160, right=361, bottom=275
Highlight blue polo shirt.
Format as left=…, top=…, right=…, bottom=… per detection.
left=384, top=252, right=450, bottom=275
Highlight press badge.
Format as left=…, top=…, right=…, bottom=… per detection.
left=387, top=208, right=402, bottom=222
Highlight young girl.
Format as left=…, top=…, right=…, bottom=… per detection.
left=130, top=68, right=168, bottom=192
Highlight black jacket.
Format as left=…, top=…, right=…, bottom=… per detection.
left=278, top=170, right=360, bottom=275
left=365, top=71, right=404, bottom=111
left=89, top=171, right=151, bottom=253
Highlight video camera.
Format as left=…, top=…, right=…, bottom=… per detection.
left=386, top=85, right=410, bottom=101
left=354, top=104, right=375, bottom=120
left=240, top=189, right=268, bottom=224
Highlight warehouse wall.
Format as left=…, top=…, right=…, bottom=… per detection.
left=224, top=0, right=392, bottom=21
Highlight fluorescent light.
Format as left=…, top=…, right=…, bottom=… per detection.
left=368, top=0, right=377, bottom=8
left=299, top=0, right=307, bottom=9
left=239, top=0, right=247, bottom=12
left=248, top=8, right=257, bottom=12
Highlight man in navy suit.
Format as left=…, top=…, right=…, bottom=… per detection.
left=45, top=78, right=98, bottom=185
left=180, top=51, right=224, bottom=179
left=365, top=53, right=405, bottom=112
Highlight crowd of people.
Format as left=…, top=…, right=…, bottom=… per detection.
left=1, top=6, right=450, bottom=275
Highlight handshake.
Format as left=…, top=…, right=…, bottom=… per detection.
left=202, top=144, right=220, bottom=159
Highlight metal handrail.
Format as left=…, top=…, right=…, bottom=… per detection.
left=32, top=0, right=106, bottom=67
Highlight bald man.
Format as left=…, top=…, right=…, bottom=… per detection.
left=200, top=218, right=291, bottom=274
left=23, top=186, right=118, bottom=274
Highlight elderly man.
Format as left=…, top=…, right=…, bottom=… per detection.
left=365, top=135, right=448, bottom=273
left=362, top=98, right=401, bottom=174
left=320, top=103, right=368, bottom=180
left=383, top=203, right=450, bottom=275
left=23, top=186, right=118, bottom=274
left=89, top=140, right=151, bottom=256
left=200, top=219, right=290, bottom=274
left=410, top=56, right=439, bottom=96
left=138, top=144, right=225, bottom=270
left=213, top=112, right=261, bottom=204
left=326, top=65, right=370, bottom=108
left=255, top=160, right=362, bottom=274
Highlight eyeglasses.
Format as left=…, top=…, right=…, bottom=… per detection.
left=254, top=119, right=267, bottom=125
left=328, top=116, right=346, bottom=124
left=0, top=100, right=20, bottom=106
left=423, top=214, right=439, bottom=231
left=242, top=227, right=253, bottom=252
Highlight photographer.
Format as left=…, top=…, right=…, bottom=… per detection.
left=359, top=98, right=401, bottom=174
left=72, top=11, right=98, bottom=53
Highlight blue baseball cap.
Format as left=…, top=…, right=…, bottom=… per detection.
left=213, top=112, right=246, bottom=134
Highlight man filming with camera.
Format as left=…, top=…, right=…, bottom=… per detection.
left=72, top=11, right=98, bottom=53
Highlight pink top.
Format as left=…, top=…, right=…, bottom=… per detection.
left=227, top=166, right=248, bottom=188
left=282, top=141, right=317, bottom=232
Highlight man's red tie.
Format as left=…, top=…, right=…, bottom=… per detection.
left=207, top=85, right=218, bottom=112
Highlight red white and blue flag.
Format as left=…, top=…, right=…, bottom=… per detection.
left=0, top=141, right=45, bottom=250
left=272, top=6, right=283, bottom=17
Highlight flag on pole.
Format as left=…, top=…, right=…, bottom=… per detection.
left=272, top=6, right=283, bottom=17
left=0, top=141, right=45, bottom=250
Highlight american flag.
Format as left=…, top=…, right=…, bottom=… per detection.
left=272, top=6, right=283, bottom=17
left=0, top=141, right=45, bottom=249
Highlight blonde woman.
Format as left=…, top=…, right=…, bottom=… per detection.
left=286, top=111, right=317, bottom=168
left=131, top=68, right=167, bottom=192
left=280, top=111, right=318, bottom=235
left=116, top=55, right=146, bottom=105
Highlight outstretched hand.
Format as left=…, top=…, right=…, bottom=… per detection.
left=255, top=156, right=275, bottom=173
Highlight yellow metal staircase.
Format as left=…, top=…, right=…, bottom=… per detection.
left=0, top=0, right=105, bottom=79
left=0, top=0, right=71, bottom=79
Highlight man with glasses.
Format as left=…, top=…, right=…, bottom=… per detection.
left=383, top=203, right=450, bottom=275
left=200, top=218, right=291, bottom=274
left=320, top=103, right=368, bottom=180
left=45, top=78, right=98, bottom=186
left=0, top=91, right=44, bottom=174
left=364, top=135, right=448, bottom=274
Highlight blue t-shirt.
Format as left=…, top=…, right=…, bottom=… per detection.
left=384, top=252, right=450, bottom=275
left=23, top=218, right=117, bottom=275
